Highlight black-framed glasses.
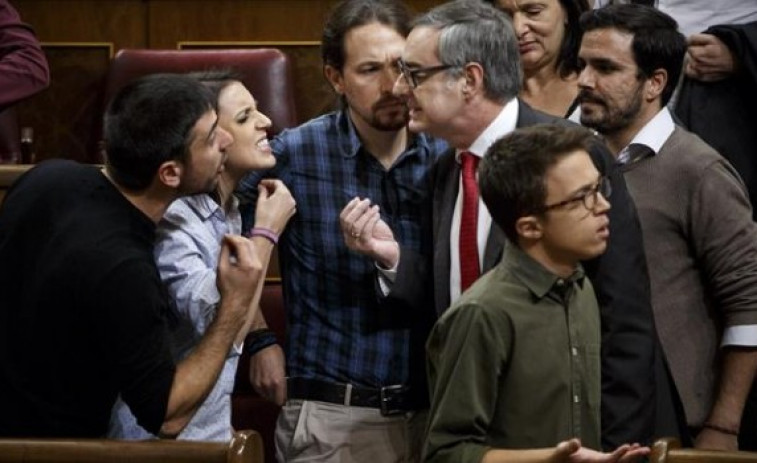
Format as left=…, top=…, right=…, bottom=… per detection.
left=397, top=58, right=457, bottom=89
left=542, top=176, right=612, bottom=212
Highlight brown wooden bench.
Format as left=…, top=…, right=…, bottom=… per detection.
left=0, top=164, right=30, bottom=204
left=651, top=437, right=757, bottom=463
left=0, top=429, right=263, bottom=463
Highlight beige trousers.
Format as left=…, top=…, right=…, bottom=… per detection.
left=274, top=399, right=427, bottom=463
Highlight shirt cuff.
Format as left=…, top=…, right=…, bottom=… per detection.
left=232, top=340, right=244, bottom=355
left=376, top=262, right=397, bottom=297
left=721, top=324, right=757, bottom=347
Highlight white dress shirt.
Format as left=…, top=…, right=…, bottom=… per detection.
left=449, top=98, right=519, bottom=304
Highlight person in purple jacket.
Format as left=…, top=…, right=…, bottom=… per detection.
left=0, top=0, right=48, bottom=109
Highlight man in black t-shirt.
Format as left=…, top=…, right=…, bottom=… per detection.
left=0, top=74, right=262, bottom=438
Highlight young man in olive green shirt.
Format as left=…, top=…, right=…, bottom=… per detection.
left=425, top=125, right=647, bottom=463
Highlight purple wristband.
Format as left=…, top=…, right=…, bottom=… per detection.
left=249, top=227, right=279, bottom=245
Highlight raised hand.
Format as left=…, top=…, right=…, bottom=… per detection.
left=253, top=179, right=296, bottom=235
left=216, top=235, right=263, bottom=322
left=686, top=33, right=737, bottom=82
left=339, top=197, right=399, bottom=269
left=552, top=439, right=650, bottom=463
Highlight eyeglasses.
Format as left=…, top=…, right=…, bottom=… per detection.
left=397, top=58, right=457, bottom=89
left=541, top=176, right=612, bottom=212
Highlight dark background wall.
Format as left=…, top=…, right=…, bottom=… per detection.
left=12, top=0, right=442, bottom=164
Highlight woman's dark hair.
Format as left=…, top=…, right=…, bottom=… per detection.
left=187, top=69, right=244, bottom=105
left=482, top=0, right=590, bottom=78
left=556, top=0, right=591, bottom=77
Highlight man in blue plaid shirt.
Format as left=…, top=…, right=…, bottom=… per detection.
left=236, top=1, right=446, bottom=461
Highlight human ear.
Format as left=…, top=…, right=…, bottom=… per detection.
left=515, top=215, right=543, bottom=241
left=462, top=62, right=485, bottom=97
left=157, top=160, right=182, bottom=189
left=324, top=65, right=344, bottom=94
left=646, top=68, right=668, bottom=102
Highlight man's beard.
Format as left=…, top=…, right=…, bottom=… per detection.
left=578, top=84, right=644, bottom=135
left=179, top=159, right=224, bottom=196
left=368, top=95, right=409, bottom=132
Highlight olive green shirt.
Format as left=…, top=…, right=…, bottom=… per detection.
left=424, top=245, right=601, bottom=463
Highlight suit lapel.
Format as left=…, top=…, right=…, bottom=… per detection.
left=480, top=101, right=558, bottom=271
left=483, top=225, right=506, bottom=271
left=516, top=99, right=554, bottom=128
left=432, top=148, right=458, bottom=313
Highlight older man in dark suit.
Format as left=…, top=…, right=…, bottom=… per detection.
left=340, top=0, right=659, bottom=451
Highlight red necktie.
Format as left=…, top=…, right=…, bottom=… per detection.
left=459, top=151, right=480, bottom=292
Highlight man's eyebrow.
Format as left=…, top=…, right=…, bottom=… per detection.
left=588, top=57, right=620, bottom=68
left=568, top=175, right=602, bottom=197
left=401, top=58, right=422, bottom=68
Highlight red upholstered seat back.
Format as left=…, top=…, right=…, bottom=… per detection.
left=99, top=48, right=298, bottom=161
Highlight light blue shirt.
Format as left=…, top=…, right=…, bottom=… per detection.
left=108, top=194, right=243, bottom=441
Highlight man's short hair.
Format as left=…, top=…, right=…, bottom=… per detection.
left=479, top=124, right=596, bottom=244
left=580, top=4, right=687, bottom=106
left=321, top=0, right=412, bottom=72
left=413, top=0, right=522, bottom=103
left=103, top=73, right=215, bottom=191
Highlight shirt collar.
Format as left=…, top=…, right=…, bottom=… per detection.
left=617, top=107, right=675, bottom=163
left=503, top=244, right=585, bottom=300
left=456, top=98, right=519, bottom=162
left=338, top=109, right=363, bottom=159
left=183, top=193, right=237, bottom=221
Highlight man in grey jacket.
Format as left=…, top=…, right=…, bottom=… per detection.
left=578, top=4, right=757, bottom=451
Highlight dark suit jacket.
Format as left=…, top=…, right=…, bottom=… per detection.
left=390, top=100, right=657, bottom=449
left=676, top=21, right=757, bottom=220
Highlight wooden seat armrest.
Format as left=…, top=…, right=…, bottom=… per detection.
left=651, top=437, right=757, bottom=463
left=0, top=429, right=263, bottom=463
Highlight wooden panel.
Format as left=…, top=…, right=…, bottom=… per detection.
left=148, top=0, right=336, bottom=48
left=13, top=1, right=147, bottom=49
left=149, top=0, right=447, bottom=47
left=9, top=0, right=447, bottom=163
left=15, top=0, right=445, bottom=48
left=16, top=43, right=113, bottom=163
left=14, top=0, right=146, bottom=162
